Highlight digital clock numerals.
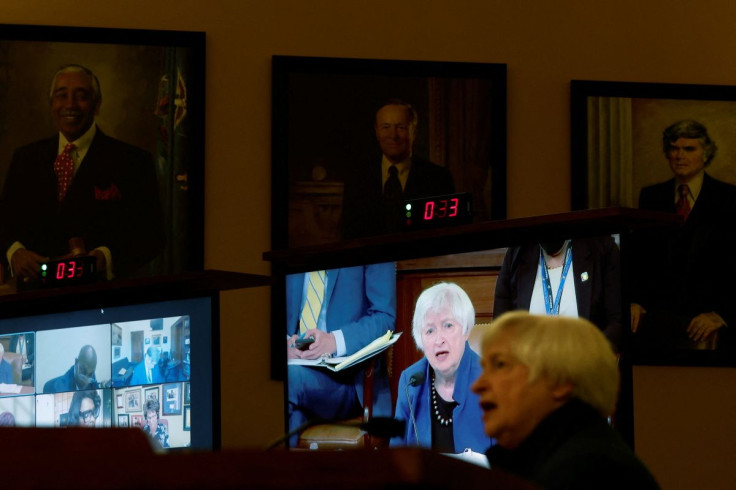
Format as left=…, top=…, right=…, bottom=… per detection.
left=40, top=256, right=96, bottom=286
left=55, top=260, right=84, bottom=280
left=423, top=198, right=459, bottom=220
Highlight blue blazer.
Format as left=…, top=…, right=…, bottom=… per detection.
left=0, top=359, right=13, bottom=384
left=391, top=343, right=492, bottom=453
left=129, top=361, right=164, bottom=386
left=286, top=263, right=396, bottom=414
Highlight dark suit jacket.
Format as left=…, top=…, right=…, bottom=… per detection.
left=391, top=344, right=491, bottom=453
left=0, top=130, right=164, bottom=277
left=129, top=360, right=164, bottom=386
left=43, top=365, right=99, bottom=394
left=635, top=173, right=736, bottom=348
left=286, top=263, right=396, bottom=414
left=341, top=156, right=455, bottom=239
left=486, top=400, right=660, bottom=490
left=494, top=237, right=622, bottom=349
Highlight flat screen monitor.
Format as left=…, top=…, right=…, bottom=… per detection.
left=0, top=294, right=218, bottom=450
left=282, top=233, right=631, bottom=449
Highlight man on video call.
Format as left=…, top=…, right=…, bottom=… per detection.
left=43, top=344, right=99, bottom=393
left=129, top=346, right=164, bottom=386
left=0, top=64, right=164, bottom=282
left=632, top=120, right=736, bottom=350
left=285, top=263, right=396, bottom=444
left=341, top=99, right=455, bottom=239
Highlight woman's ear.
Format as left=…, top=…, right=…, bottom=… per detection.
left=550, top=381, right=574, bottom=402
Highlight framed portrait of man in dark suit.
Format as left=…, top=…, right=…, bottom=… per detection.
left=271, top=55, right=507, bottom=249
left=0, top=24, right=205, bottom=288
left=571, top=81, right=736, bottom=366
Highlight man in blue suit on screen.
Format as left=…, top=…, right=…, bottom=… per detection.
left=285, top=262, right=396, bottom=445
left=129, top=346, right=164, bottom=386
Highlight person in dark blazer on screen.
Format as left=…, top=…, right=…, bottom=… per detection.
left=0, top=64, right=164, bottom=281
left=494, top=236, right=622, bottom=350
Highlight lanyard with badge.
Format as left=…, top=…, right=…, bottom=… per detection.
left=539, top=243, right=573, bottom=315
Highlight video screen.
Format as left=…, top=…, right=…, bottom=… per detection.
left=0, top=296, right=215, bottom=450
left=284, top=235, right=626, bottom=451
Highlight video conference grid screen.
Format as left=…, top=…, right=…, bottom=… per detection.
left=0, top=296, right=215, bottom=450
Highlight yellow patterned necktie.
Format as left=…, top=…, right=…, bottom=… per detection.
left=299, top=270, right=326, bottom=334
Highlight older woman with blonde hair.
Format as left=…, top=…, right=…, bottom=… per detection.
left=472, top=311, right=659, bottom=489
left=391, top=282, right=491, bottom=453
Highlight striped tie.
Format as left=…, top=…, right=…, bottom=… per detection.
left=299, top=270, right=326, bottom=334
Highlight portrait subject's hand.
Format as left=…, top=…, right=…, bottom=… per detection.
left=630, top=303, right=647, bottom=333
left=11, top=249, right=49, bottom=279
left=686, top=312, right=725, bottom=343
left=301, top=329, right=337, bottom=360
left=286, top=334, right=303, bottom=360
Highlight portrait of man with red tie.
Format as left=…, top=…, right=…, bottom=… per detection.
left=632, top=120, right=736, bottom=351
left=0, top=64, right=164, bottom=282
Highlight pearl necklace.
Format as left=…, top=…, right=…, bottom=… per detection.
left=431, top=372, right=453, bottom=426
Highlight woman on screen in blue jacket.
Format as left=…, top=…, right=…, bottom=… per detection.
left=391, top=282, right=492, bottom=454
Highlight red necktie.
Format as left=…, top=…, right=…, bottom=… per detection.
left=676, top=184, right=691, bottom=220
left=54, top=143, right=76, bottom=201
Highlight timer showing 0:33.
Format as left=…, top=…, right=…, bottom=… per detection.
left=403, top=192, right=473, bottom=230
left=422, top=197, right=460, bottom=220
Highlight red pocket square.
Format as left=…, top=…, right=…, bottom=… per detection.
left=94, top=183, right=122, bottom=201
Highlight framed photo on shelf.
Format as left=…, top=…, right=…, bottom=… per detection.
left=162, top=382, right=182, bottom=415
left=571, top=80, right=736, bottom=366
left=0, top=24, right=206, bottom=283
left=272, top=55, right=507, bottom=249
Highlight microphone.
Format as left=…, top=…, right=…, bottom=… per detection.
left=405, top=371, right=424, bottom=446
left=409, top=371, right=425, bottom=387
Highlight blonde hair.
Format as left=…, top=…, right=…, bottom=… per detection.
left=482, top=311, right=619, bottom=417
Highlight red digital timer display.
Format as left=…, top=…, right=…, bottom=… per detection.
left=404, top=192, right=472, bottom=230
left=39, top=256, right=97, bottom=288
left=422, top=197, right=460, bottom=220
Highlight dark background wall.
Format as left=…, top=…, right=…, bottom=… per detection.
left=1, top=2, right=735, bottom=489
